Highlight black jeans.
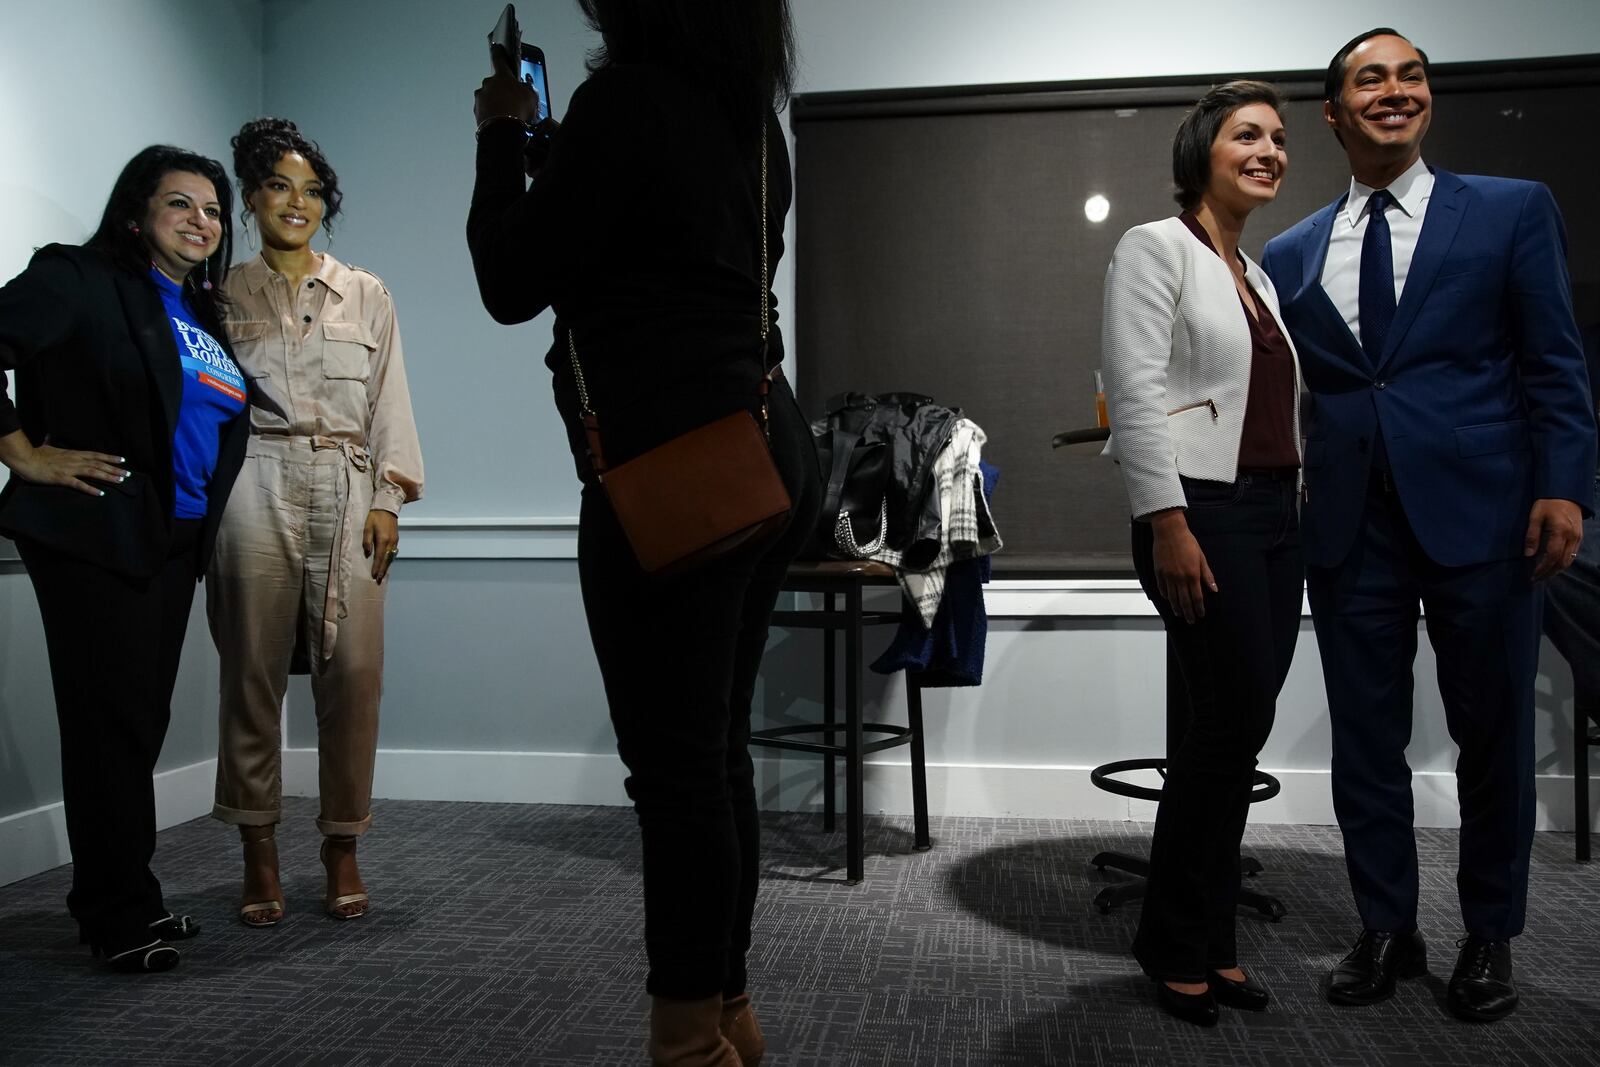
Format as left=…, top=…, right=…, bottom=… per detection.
left=576, top=376, right=821, bottom=1000
left=1129, top=471, right=1303, bottom=981
left=18, top=519, right=201, bottom=950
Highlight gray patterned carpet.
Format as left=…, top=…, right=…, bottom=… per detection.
left=1, top=798, right=1597, bottom=1065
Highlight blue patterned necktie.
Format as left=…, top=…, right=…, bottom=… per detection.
left=1358, top=189, right=1397, bottom=364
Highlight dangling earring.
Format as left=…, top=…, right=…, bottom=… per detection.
left=126, top=220, right=141, bottom=236
left=201, top=258, right=214, bottom=291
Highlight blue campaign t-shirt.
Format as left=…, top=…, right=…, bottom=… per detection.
left=150, top=269, right=247, bottom=519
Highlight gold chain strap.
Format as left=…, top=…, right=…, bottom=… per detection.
left=569, top=122, right=770, bottom=419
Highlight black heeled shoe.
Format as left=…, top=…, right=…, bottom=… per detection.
left=89, top=938, right=180, bottom=974
left=1208, top=970, right=1270, bottom=1011
left=1155, top=981, right=1218, bottom=1027
left=148, top=912, right=202, bottom=941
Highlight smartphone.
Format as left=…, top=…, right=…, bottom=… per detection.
left=488, top=3, right=520, bottom=70
left=519, top=42, right=551, bottom=122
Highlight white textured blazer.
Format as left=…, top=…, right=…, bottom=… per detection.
left=1100, top=216, right=1303, bottom=519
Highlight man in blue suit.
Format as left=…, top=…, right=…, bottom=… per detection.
left=1262, top=28, right=1595, bottom=1022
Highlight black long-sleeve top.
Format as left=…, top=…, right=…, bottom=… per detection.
left=467, top=63, right=792, bottom=481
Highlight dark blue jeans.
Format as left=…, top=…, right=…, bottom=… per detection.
left=1130, top=471, right=1303, bottom=981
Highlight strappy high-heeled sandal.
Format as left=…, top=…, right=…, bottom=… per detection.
left=321, top=837, right=370, bottom=920
left=239, top=829, right=284, bottom=927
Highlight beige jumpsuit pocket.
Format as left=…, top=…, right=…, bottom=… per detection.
left=322, top=322, right=375, bottom=381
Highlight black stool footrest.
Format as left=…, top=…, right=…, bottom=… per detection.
left=1089, top=758, right=1281, bottom=803
left=751, top=722, right=916, bottom=758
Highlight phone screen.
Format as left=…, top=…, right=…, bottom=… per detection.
left=519, top=49, right=550, bottom=122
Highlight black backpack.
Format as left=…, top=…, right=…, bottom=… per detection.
left=806, top=392, right=962, bottom=568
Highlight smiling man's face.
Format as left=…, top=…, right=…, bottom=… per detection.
left=1324, top=33, right=1432, bottom=172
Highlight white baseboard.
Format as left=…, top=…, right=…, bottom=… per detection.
left=0, top=758, right=218, bottom=888
left=283, top=747, right=1597, bottom=833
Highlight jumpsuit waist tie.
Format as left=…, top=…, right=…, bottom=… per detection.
left=244, top=433, right=372, bottom=661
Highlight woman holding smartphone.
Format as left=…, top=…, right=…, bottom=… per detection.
left=208, top=118, right=422, bottom=927
left=0, top=145, right=247, bottom=972
left=469, top=2, right=818, bottom=1064
left=1100, top=81, right=1303, bottom=1026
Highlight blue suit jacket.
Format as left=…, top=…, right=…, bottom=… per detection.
left=1261, top=168, right=1596, bottom=568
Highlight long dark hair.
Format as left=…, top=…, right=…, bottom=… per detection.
left=85, top=145, right=233, bottom=333
left=575, top=0, right=796, bottom=129
left=231, top=116, right=343, bottom=231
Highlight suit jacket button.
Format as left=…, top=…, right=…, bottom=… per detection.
left=1374, top=380, right=1388, bottom=390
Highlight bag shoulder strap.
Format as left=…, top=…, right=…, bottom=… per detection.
left=569, top=122, right=772, bottom=474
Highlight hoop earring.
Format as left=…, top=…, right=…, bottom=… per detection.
left=242, top=214, right=257, bottom=252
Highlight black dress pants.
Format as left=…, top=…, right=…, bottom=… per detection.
left=18, top=519, right=201, bottom=949
left=576, top=376, right=821, bottom=1000
left=1129, top=472, right=1303, bottom=981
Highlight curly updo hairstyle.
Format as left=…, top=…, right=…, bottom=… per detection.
left=231, top=117, right=343, bottom=231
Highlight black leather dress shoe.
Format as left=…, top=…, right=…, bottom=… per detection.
left=1208, top=970, right=1270, bottom=1011
left=1447, top=937, right=1517, bottom=1022
left=1155, top=981, right=1219, bottom=1027
left=1326, top=929, right=1427, bottom=1005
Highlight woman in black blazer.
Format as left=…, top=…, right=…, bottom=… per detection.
left=0, top=145, right=248, bottom=973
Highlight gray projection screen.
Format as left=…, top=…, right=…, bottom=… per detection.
left=792, top=57, right=1600, bottom=573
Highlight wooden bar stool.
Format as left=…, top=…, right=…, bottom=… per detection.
left=753, top=560, right=932, bottom=884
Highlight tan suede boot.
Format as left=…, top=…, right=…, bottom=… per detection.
left=648, top=995, right=743, bottom=1067
left=719, top=994, right=765, bottom=1066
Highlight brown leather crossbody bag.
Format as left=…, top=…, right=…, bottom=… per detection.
left=567, top=126, right=791, bottom=576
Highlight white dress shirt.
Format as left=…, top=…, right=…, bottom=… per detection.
left=1320, top=156, right=1434, bottom=341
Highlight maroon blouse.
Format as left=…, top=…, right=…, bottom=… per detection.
left=1179, top=212, right=1299, bottom=471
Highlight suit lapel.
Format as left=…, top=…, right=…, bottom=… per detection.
left=1377, top=167, right=1467, bottom=373
left=1293, top=198, right=1368, bottom=371
left=1295, top=200, right=1340, bottom=301
left=115, top=270, right=182, bottom=446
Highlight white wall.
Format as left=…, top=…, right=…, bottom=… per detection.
left=790, top=0, right=1600, bottom=91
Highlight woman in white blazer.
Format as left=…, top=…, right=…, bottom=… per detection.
left=1100, top=81, right=1304, bottom=1027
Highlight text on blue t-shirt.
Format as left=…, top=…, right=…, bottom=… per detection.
left=150, top=269, right=246, bottom=519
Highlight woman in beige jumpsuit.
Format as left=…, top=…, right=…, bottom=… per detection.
left=209, top=118, right=422, bottom=924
